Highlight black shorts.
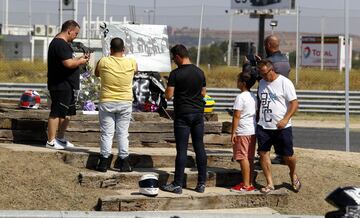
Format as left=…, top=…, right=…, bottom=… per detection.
left=49, top=89, right=76, bottom=118
left=256, top=125, right=294, bottom=156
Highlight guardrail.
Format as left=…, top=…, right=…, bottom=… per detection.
left=0, top=83, right=359, bottom=114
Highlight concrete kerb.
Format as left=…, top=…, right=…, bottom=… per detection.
left=0, top=210, right=323, bottom=218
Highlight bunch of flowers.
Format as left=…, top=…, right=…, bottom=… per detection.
left=77, top=64, right=100, bottom=111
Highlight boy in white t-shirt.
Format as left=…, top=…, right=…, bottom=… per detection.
left=230, top=71, right=257, bottom=192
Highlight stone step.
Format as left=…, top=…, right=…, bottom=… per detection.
left=0, top=109, right=218, bottom=122
left=97, top=187, right=288, bottom=211
left=0, top=128, right=231, bottom=147
left=79, top=167, right=244, bottom=189
left=0, top=110, right=165, bottom=121
left=61, top=147, right=238, bottom=169
left=0, top=119, right=222, bottom=134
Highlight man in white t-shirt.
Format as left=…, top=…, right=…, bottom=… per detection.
left=256, top=59, right=301, bottom=194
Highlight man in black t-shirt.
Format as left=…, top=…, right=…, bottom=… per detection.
left=161, top=44, right=207, bottom=194
left=46, top=20, right=89, bottom=150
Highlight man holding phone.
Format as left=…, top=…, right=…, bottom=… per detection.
left=46, top=20, right=90, bottom=150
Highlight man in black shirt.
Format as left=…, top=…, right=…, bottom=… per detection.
left=46, top=20, right=89, bottom=150
left=161, top=44, right=207, bottom=194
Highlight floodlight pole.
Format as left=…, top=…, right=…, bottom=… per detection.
left=103, top=0, right=106, bottom=21
left=196, top=2, right=204, bottom=67
left=74, top=0, right=78, bottom=21
left=320, top=17, right=324, bottom=71
left=59, top=0, right=63, bottom=27
left=153, top=0, right=156, bottom=24
left=258, top=14, right=266, bottom=58
left=344, top=0, right=350, bottom=152
left=295, top=3, right=300, bottom=85
left=28, top=0, right=32, bottom=27
left=227, top=11, right=234, bottom=66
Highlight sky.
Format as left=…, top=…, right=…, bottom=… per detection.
left=1, top=0, right=360, bottom=35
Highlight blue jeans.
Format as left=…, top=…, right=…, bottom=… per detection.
left=173, top=113, right=207, bottom=187
left=99, top=101, right=132, bottom=159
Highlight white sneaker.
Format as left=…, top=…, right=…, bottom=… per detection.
left=46, top=139, right=65, bottom=150
left=56, top=137, right=75, bottom=148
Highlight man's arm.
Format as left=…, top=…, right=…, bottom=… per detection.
left=165, top=86, right=174, bottom=100
left=276, top=99, right=298, bottom=129
left=62, top=55, right=89, bottom=69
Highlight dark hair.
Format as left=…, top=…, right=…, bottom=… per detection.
left=257, top=59, right=274, bottom=70
left=61, top=20, right=80, bottom=32
left=110, top=37, right=125, bottom=52
left=170, top=44, right=189, bottom=58
left=237, top=71, right=256, bottom=90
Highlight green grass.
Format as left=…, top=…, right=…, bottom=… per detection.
left=0, top=60, right=47, bottom=83
left=201, top=65, right=360, bottom=90
left=1, top=60, right=360, bottom=91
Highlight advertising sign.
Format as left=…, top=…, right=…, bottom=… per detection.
left=301, top=36, right=339, bottom=67
left=231, top=0, right=294, bottom=10
left=301, top=36, right=352, bottom=69
left=100, top=23, right=171, bottom=72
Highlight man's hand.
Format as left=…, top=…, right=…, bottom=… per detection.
left=79, top=54, right=90, bottom=65
left=276, top=118, right=289, bottom=129
left=84, top=52, right=91, bottom=60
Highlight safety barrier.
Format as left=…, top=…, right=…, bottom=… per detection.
left=0, top=83, right=359, bottom=114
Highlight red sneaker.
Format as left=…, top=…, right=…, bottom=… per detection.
left=230, top=182, right=244, bottom=192
left=240, top=185, right=256, bottom=192
left=231, top=184, right=256, bottom=192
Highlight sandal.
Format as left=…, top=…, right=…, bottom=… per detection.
left=290, top=173, right=302, bottom=193
left=260, top=185, right=275, bottom=194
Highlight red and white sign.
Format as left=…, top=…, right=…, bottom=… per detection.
left=301, top=36, right=352, bottom=70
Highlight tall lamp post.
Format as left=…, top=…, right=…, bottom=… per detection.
left=225, top=9, right=238, bottom=66
left=270, top=20, right=278, bottom=34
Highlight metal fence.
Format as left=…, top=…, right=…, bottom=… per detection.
left=1, top=83, right=359, bottom=114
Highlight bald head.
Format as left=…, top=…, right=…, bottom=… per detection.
left=264, top=35, right=280, bottom=55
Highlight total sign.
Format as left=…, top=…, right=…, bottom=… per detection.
left=301, top=36, right=352, bottom=69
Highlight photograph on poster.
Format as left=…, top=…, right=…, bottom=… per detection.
left=100, top=23, right=171, bottom=72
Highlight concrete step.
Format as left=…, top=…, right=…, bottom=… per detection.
left=61, top=147, right=239, bottom=169
left=97, top=187, right=288, bottom=211
left=79, top=167, right=244, bottom=189
left=0, top=109, right=218, bottom=122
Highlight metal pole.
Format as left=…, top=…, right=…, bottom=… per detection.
left=59, top=0, right=63, bottom=27
left=295, top=3, right=300, bottom=85
left=74, top=0, right=78, bottom=21
left=344, top=0, right=350, bottom=152
left=236, top=47, right=240, bottom=67
left=320, top=17, right=324, bottom=71
left=5, top=0, right=8, bottom=34
left=28, top=0, right=32, bottom=27
left=90, top=0, right=92, bottom=38
left=227, top=11, right=234, bottom=66
left=87, top=0, right=90, bottom=46
left=258, top=15, right=265, bottom=58
left=103, top=0, right=107, bottom=21
left=153, top=0, right=156, bottom=24
left=196, top=2, right=204, bottom=67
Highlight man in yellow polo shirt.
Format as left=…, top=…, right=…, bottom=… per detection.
left=95, top=37, right=137, bottom=172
